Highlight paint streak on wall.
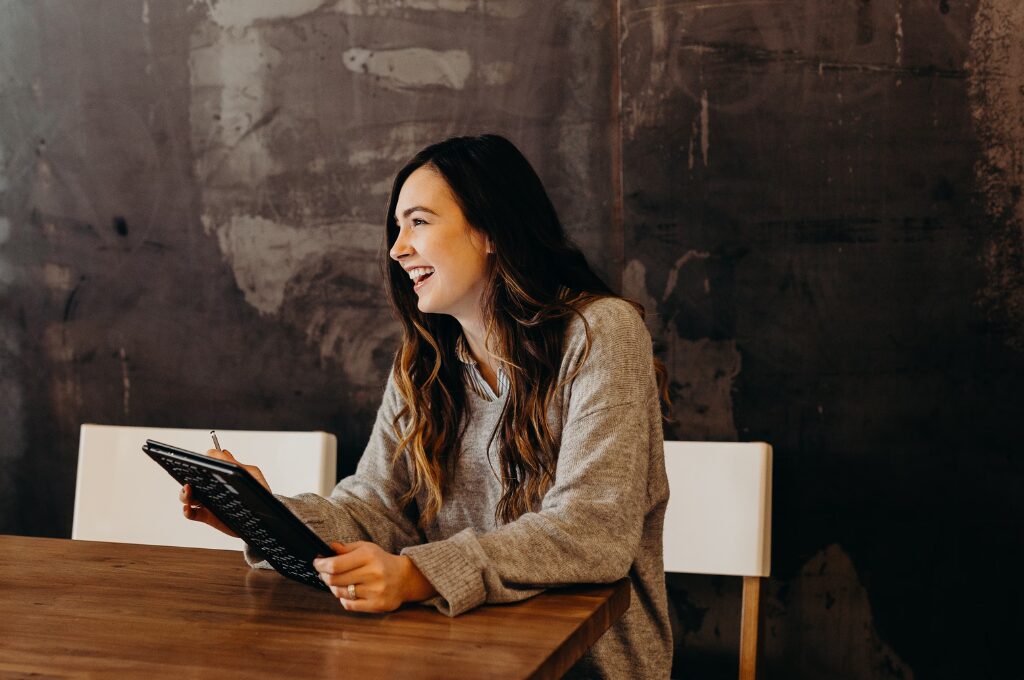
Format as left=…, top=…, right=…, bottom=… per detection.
left=968, top=0, right=1024, bottom=350
left=347, top=121, right=447, bottom=167
left=204, top=213, right=376, bottom=316
left=119, top=347, right=130, bottom=418
left=343, top=48, right=472, bottom=90
left=686, top=90, right=710, bottom=171
left=331, top=0, right=529, bottom=19
left=188, top=0, right=402, bottom=387
left=0, top=137, right=21, bottom=527
left=623, top=258, right=739, bottom=440
left=190, top=5, right=287, bottom=312
left=0, top=142, right=9, bottom=289
left=189, top=24, right=281, bottom=187
left=42, top=323, right=82, bottom=443
left=202, top=0, right=325, bottom=28
left=0, top=219, right=11, bottom=289
left=894, top=1, right=904, bottom=68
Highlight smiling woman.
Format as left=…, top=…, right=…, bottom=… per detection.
left=180, top=135, right=673, bottom=679
left=390, top=167, right=493, bottom=323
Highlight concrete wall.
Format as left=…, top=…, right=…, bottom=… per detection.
left=1, top=1, right=1021, bottom=678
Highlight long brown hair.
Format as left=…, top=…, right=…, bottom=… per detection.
left=382, top=135, right=665, bottom=526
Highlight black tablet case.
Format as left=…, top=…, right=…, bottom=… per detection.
left=142, top=439, right=332, bottom=591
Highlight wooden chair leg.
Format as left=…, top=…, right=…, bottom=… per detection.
left=739, top=576, right=764, bottom=680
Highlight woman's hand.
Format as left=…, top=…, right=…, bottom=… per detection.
left=178, top=448, right=272, bottom=537
left=314, top=541, right=437, bottom=613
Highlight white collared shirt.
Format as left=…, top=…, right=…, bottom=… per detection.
left=454, top=333, right=509, bottom=401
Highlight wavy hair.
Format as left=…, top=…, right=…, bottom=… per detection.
left=382, top=134, right=666, bottom=526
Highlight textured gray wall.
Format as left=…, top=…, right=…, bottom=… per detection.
left=2, top=1, right=1022, bottom=678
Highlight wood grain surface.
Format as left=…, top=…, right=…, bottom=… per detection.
left=0, top=535, right=629, bottom=679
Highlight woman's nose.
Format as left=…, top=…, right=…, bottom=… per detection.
left=390, top=226, right=413, bottom=261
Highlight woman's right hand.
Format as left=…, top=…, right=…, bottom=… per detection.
left=178, top=448, right=272, bottom=538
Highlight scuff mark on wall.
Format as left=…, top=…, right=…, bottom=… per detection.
left=0, top=141, right=8, bottom=192
left=699, top=89, right=709, bottom=167
left=42, top=324, right=83, bottom=440
left=119, top=347, right=130, bottom=418
left=347, top=121, right=444, bottom=166
left=0, top=217, right=12, bottom=289
left=894, top=1, right=904, bottom=68
left=665, top=336, right=741, bottom=441
left=0, top=135, right=21, bottom=515
left=478, top=61, right=515, bottom=86
left=0, top=316, right=24, bottom=527
left=686, top=90, right=710, bottom=171
left=42, top=262, right=74, bottom=297
left=557, top=122, right=595, bottom=199
left=968, top=0, right=1024, bottom=350
left=343, top=48, right=472, bottom=90
left=331, top=0, right=529, bottom=19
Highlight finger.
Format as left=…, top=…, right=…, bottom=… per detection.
left=184, top=504, right=238, bottom=537
left=339, top=597, right=371, bottom=613
left=315, top=542, right=346, bottom=559
left=180, top=485, right=202, bottom=507
left=314, top=548, right=370, bottom=576
left=339, top=596, right=391, bottom=614
left=334, top=541, right=364, bottom=554
left=183, top=504, right=212, bottom=522
left=205, top=448, right=236, bottom=462
left=321, top=564, right=376, bottom=588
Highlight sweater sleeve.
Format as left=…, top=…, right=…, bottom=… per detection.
left=244, top=371, right=424, bottom=568
left=400, top=299, right=660, bottom=616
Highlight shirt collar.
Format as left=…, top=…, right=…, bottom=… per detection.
left=454, top=333, right=478, bottom=366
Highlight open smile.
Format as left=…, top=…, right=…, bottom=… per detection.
left=409, top=266, right=435, bottom=292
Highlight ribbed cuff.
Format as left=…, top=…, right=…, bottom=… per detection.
left=401, top=529, right=487, bottom=616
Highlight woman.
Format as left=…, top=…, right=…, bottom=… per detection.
left=180, top=135, right=672, bottom=679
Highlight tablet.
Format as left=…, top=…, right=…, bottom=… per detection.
left=142, top=439, right=333, bottom=591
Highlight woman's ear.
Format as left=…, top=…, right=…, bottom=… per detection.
left=486, top=237, right=495, bottom=254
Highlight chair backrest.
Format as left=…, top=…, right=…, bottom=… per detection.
left=72, top=424, right=337, bottom=551
left=662, top=441, right=772, bottom=577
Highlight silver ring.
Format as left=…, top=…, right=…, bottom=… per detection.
left=347, top=584, right=357, bottom=600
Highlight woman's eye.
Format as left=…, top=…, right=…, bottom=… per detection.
left=412, top=218, right=427, bottom=226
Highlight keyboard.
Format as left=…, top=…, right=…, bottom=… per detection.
left=145, top=440, right=331, bottom=591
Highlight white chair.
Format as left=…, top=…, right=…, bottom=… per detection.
left=663, top=441, right=772, bottom=680
left=72, top=424, right=337, bottom=551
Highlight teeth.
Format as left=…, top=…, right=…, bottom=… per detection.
left=408, top=267, right=435, bottom=280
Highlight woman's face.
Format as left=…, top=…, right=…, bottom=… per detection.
left=390, top=166, right=492, bottom=321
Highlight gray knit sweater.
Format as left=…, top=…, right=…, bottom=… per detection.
left=245, top=297, right=672, bottom=679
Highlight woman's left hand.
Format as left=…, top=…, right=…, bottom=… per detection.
left=314, top=541, right=437, bottom=613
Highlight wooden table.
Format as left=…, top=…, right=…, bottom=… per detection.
left=0, top=535, right=629, bottom=679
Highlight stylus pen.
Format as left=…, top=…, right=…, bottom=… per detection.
left=210, top=430, right=222, bottom=452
